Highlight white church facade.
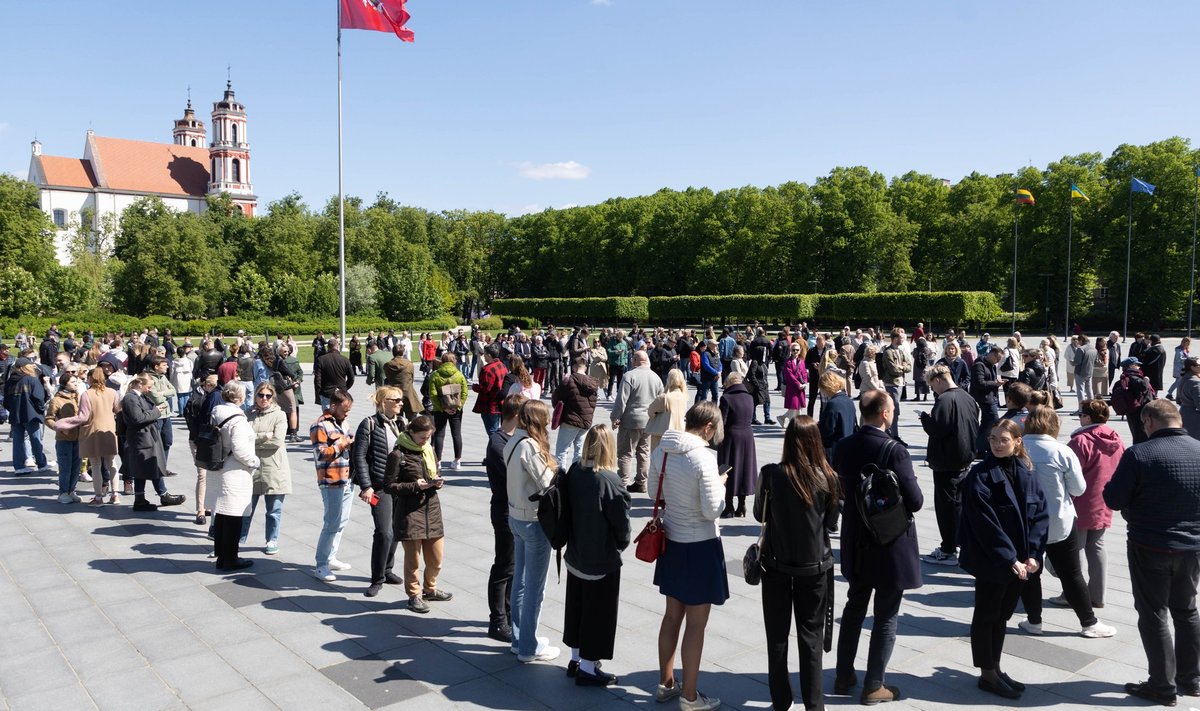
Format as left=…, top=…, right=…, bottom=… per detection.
left=28, top=81, right=257, bottom=263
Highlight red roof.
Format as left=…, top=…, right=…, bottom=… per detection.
left=91, top=136, right=210, bottom=197
left=37, top=156, right=97, bottom=190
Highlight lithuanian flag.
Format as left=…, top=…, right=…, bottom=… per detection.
left=1071, top=184, right=1090, bottom=201
left=1015, top=189, right=1036, bottom=205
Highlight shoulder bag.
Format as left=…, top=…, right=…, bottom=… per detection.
left=742, top=489, right=768, bottom=585
left=634, top=453, right=669, bottom=562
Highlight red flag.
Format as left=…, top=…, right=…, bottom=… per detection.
left=339, top=0, right=414, bottom=42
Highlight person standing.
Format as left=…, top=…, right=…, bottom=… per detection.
left=561, top=425, right=631, bottom=687
left=353, top=387, right=406, bottom=597
left=880, top=331, right=912, bottom=441
left=970, top=347, right=1004, bottom=457
left=311, top=390, right=356, bottom=582
left=756, top=417, right=839, bottom=711
left=206, top=382, right=258, bottom=571
left=1104, top=401, right=1200, bottom=706
left=552, top=357, right=599, bottom=471
left=717, top=373, right=757, bottom=517
left=383, top=345, right=423, bottom=421
left=1066, top=399, right=1125, bottom=609
left=1178, top=357, right=1200, bottom=439
left=817, top=372, right=856, bottom=462
left=832, top=391, right=923, bottom=704
left=779, top=342, right=808, bottom=431
left=365, top=341, right=390, bottom=390
left=611, top=351, right=664, bottom=494
left=1142, top=335, right=1168, bottom=393
left=384, top=415, right=452, bottom=614
left=483, top=394, right=527, bottom=643
left=121, top=374, right=186, bottom=512
left=5, top=360, right=50, bottom=474
left=1106, top=331, right=1123, bottom=386
left=805, top=335, right=833, bottom=417
left=145, top=356, right=177, bottom=474
left=313, top=337, right=355, bottom=410
left=958, top=419, right=1049, bottom=699
left=1116, top=357, right=1156, bottom=444
left=1169, top=338, right=1193, bottom=401
left=696, top=339, right=722, bottom=403
left=919, top=364, right=980, bottom=567
left=473, top=344, right=509, bottom=435
left=428, top=353, right=470, bottom=470
left=1071, top=335, right=1097, bottom=406
left=45, top=371, right=82, bottom=503
left=243, top=383, right=290, bottom=556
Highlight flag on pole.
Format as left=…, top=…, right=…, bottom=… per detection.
left=1015, top=188, right=1036, bottom=205
left=1070, top=184, right=1090, bottom=201
left=1132, top=177, right=1156, bottom=195
left=340, top=0, right=414, bottom=41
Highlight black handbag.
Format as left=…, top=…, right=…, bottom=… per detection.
left=742, top=491, right=768, bottom=585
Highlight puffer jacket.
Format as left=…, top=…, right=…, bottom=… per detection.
left=649, top=430, right=724, bottom=543
left=1068, top=423, right=1123, bottom=530
left=551, top=372, right=598, bottom=430
left=428, top=361, right=469, bottom=414
left=384, top=447, right=444, bottom=540
left=351, top=412, right=403, bottom=490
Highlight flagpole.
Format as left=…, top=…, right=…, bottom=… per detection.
left=1124, top=181, right=1133, bottom=342
left=1064, top=199, right=1073, bottom=340
left=337, top=9, right=347, bottom=351
left=1012, top=199, right=1019, bottom=334
left=1189, top=165, right=1198, bottom=337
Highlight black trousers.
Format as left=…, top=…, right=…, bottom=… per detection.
left=971, top=577, right=1024, bottom=669
left=369, top=492, right=399, bottom=585
left=762, top=568, right=826, bottom=711
left=1129, top=543, right=1200, bottom=695
left=213, top=513, right=244, bottom=567
left=932, top=469, right=967, bottom=554
left=433, top=410, right=463, bottom=461
left=488, top=508, right=514, bottom=628
left=563, top=569, right=621, bottom=661
left=607, top=364, right=626, bottom=397
left=1020, top=530, right=1096, bottom=627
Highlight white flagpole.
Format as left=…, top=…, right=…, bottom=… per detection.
left=337, top=8, right=347, bottom=351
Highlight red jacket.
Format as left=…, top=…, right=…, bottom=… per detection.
left=1068, top=423, right=1125, bottom=530
left=473, top=360, right=509, bottom=415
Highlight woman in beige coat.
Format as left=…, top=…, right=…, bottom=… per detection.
left=647, top=369, right=690, bottom=451
left=588, top=338, right=609, bottom=395
left=242, top=382, right=291, bottom=556
left=54, top=365, right=120, bottom=505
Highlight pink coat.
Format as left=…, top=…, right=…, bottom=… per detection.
left=782, top=357, right=808, bottom=411
left=1067, top=423, right=1125, bottom=530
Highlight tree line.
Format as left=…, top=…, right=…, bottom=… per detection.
left=2, top=136, right=1197, bottom=328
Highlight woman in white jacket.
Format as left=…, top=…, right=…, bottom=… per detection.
left=207, top=382, right=260, bottom=572
left=503, top=400, right=560, bottom=663
left=1017, top=406, right=1115, bottom=638
left=648, top=401, right=728, bottom=711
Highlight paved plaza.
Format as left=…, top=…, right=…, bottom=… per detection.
left=0, top=343, right=1194, bottom=710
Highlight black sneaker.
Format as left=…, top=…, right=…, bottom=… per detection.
left=365, top=583, right=383, bottom=597
left=216, top=558, right=253, bottom=572
left=132, top=498, right=158, bottom=512
left=408, top=596, right=431, bottom=614
left=627, top=483, right=647, bottom=494
left=1125, top=681, right=1177, bottom=706
left=159, top=493, right=186, bottom=507
left=423, top=589, right=453, bottom=602
left=487, top=624, right=512, bottom=643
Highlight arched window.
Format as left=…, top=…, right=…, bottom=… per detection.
left=211, top=158, right=217, bottom=181
left=232, top=123, right=238, bottom=144
left=232, top=159, right=241, bottom=183
left=190, top=138, right=197, bottom=147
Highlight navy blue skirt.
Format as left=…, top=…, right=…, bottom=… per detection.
left=654, top=537, right=730, bottom=606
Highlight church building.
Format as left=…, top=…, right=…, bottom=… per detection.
left=27, top=81, right=257, bottom=263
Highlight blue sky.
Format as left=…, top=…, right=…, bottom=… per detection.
left=2, top=1, right=1197, bottom=215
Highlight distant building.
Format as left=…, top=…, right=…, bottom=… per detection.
left=27, top=81, right=257, bottom=263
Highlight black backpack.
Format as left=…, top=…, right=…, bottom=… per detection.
left=855, top=440, right=911, bottom=547
left=194, top=411, right=244, bottom=470
left=529, top=462, right=573, bottom=581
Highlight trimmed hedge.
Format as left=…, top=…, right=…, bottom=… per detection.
left=0, top=313, right=460, bottom=340
left=492, top=297, right=649, bottom=323
left=814, top=292, right=1002, bottom=324
left=649, top=294, right=818, bottom=322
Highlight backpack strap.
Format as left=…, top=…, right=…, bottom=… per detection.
left=505, top=436, right=529, bottom=470
left=875, top=438, right=897, bottom=470
left=216, top=412, right=244, bottom=428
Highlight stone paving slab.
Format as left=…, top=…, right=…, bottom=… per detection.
left=0, top=350, right=1185, bottom=710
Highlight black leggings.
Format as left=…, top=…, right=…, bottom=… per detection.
left=1020, top=528, right=1097, bottom=627
left=433, top=411, right=463, bottom=461
left=213, top=514, right=244, bottom=566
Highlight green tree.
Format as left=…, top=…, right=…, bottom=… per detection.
left=344, top=263, right=379, bottom=316
left=0, top=175, right=57, bottom=278
left=228, top=268, right=271, bottom=315
left=271, top=273, right=312, bottom=316
left=308, top=273, right=339, bottom=316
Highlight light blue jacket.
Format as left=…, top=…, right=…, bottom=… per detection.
left=1022, top=434, right=1085, bottom=544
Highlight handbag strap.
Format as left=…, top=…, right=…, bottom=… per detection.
left=755, top=489, right=769, bottom=548
left=651, top=452, right=668, bottom=518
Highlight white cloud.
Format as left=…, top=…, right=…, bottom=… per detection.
left=517, top=160, right=591, bottom=181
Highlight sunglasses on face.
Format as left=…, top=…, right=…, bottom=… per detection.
left=384, top=397, right=403, bottom=403
left=256, top=393, right=273, bottom=400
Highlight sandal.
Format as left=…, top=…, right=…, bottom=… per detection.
left=87, top=496, right=105, bottom=506
left=108, top=493, right=121, bottom=505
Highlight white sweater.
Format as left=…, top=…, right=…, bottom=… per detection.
left=648, top=430, right=724, bottom=543
left=503, top=430, right=556, bottom=522
left=1023, top=433, right=1085, bottom=544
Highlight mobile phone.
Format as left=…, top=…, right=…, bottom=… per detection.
left=719, top=465, right=732, bottom=479
left=369, top=493, right=379, bottom=506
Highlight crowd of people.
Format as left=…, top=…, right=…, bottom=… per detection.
left=4, top=320, right=1200, bottom=710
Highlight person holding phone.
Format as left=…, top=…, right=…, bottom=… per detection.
left=383, top=415, right=451, bottom=614
left=353, top=386, right=407, bottom=597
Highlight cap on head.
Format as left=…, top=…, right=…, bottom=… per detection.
left=1120, top=357, right=1141, bottom=368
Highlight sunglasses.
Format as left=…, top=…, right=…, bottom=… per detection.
left=384, top=397, right=403, bottom=403
left=256, top=393, right=273, bottom=400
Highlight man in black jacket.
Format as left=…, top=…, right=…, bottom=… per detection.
left=919, top=364, right=979, bottom=567
left=313, top=337, right=355, bottom=410
left=1104, top=401, right=1200, bottom=707
left=482, top=394, right=526, bottom=643
left=970, top=347, right=1004, bottom=458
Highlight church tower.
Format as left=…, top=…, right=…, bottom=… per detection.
left=172, top=94, right=207, bottom=148
left=207, top=80, right=256, bottom=216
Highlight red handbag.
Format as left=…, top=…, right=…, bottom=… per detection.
left=634, top=453, right=669, bottom=563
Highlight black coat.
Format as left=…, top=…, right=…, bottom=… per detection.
left=551, top=372, right=598, bottom=430
left=936, top=356, right=971, bottom=391
left=832, top=426, right=924, bottom=590
left=383, top=448, right=444, bottom=540
left=818, top=391, right=856, bottom=454
left=121, top=390, right=167, bottom=480
left=1017, top=360, right=1047, bottom=391
left=959, top=455, right=1049, bottom=583
left=744, top=359, right=770, bottom=406
left=564, top=465, right=631, bottom=577
left=969, top=359, right=1001, bottom=405
left=718, top=383, right=758, bottom=497
left=314, top=351, right=355, bottom=398
left=920, top=387, right=979, bottom=471
left=755, top=463, right=837, bottom=576
left=351, top=413, right=403, bottom=490
left=1104, top=428, right=1200, bottom=551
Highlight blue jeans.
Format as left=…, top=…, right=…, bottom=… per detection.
left=555, top=424, right=588, bottom=471
left=316, top=484, right=354, bottom=568
left=240, top=494, right=285, bottom=544
left=177, top=392, right=191, bottom=416
left=56, top=440, right=81, bottom=494
left=158, top=417, right=173, bottom=462
left=695, top=379, right=719, bottom=403
left=884, top=385, right=901, bottom=438
left=836, top=582, right=903, bottom=690
left=12, top=422, right=47, bottom=470
left=509, top=517, right=552, bottom=656
left=481, top=413, right=501, bottom=436
left=467, top=355, right=478, bottom=379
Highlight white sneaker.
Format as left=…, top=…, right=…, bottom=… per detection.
left=329, top=559, right=352, bottom=571
left=70, top=492, right=82, bottom=503
left=24, top=460, right=36, bottom=469
left=79, top=471, right=93, bottom=482
left=517, top=645, right=561, bottom=663
left=314, top=567, right=337, bottom=582
left=678, top=691, right=722, bottom=711
left=57, top=493, right=75, bottom=504
left=42, top=461, right=58, bottom=473
left=1081, top=621, right=1116, bottom=638
left=452, top=460, right=461, bottom=471
left=656, top=678, right=681, bottom=703
left=1018, top=620, right=1043, bottom=636
left=13, top=468, right=33, bottom=475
